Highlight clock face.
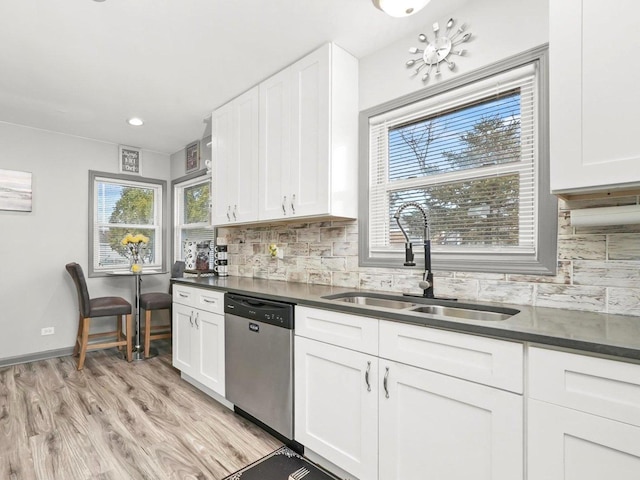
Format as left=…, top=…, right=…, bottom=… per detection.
left=406, top=18, right=472, bottom=83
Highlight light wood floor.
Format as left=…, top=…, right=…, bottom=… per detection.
left=0, top=343, right=281, bottom=480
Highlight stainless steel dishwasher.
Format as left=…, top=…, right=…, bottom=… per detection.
left=224, top=293, right=294, bottom=440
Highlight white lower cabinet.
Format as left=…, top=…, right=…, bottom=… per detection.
left=379, top=360, right=523, bottom=480
left=294, top=307, right=524, bottom=480
left=527, top=346, right=640, bottom=480
left=172, top=287, right=225, bottom=397
left=295, top=336, right=378, bottom=480
left=529, top=399, right=640, bottom=480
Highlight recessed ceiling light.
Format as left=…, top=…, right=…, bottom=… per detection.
left=127, top=117, right=144, bottom=126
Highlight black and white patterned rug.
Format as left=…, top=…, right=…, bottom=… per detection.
left=223, top=446, right=340, bottom=480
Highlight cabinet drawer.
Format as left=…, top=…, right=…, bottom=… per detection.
left=195, top=289, right=224, bottom=314
left=529, top=347, right=640, bottom=426
left=173, top=284, right=197, bottom=307
left=295, top=306, right=378, bottom=356
left=379, top=320, right=523, bottom=393
left=172, top=286, right=225, bottom=314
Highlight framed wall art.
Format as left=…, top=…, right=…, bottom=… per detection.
left=119, top=145, right=142, bottom=175
left=185, top=141, right=200, bottom=173
left=0, top=168, right=32, bottom=212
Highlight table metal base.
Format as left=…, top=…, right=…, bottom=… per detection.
left=128, top=345, right=158, bottom=361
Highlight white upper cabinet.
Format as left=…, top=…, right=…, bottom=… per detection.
left=211, top=86, right=260, bottom=226
left=258, top=43, right=358, bottom=222
left=550, top=0, right=640, bottom=194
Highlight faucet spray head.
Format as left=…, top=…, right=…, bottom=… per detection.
left=404, top=242, right=416, bottom=266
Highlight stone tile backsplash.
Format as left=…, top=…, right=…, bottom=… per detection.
left=217, top=196, right=640, bottom=316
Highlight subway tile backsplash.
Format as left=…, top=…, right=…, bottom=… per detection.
left=217, top=197, right=640, bottom=316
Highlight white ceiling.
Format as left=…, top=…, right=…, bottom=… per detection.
left=0, top=0, right=468, bottom=155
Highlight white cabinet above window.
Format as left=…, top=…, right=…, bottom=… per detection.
left=550, top=0, right=640, bottom=195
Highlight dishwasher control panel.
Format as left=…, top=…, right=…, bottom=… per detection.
left=224, top=293, right=294, bottom=329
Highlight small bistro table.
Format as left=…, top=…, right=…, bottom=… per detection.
left=108, top=269, right=165, bottom=361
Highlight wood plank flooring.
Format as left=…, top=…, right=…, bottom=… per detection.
left=0, top=343, right=282, bottom=480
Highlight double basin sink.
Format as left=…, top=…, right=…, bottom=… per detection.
left=322, top=292, right=519, bottom=322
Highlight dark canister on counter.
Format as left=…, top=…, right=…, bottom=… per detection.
left=196, top=242, right=211, bottom=271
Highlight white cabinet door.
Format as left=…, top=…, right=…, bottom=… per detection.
left=172, top=303, right=195, bottom=374
left=289, top=43, right=330, bottom=218
left=232, top=87, right=259, bottom=223
left=194, top=309, right=225, bottom=397
left=550, top=0, right=640, bottom=193
left=294, top=336, right=378, bottom=480
left=379, top=360, right=523, bottom=480
left=259, top=67, right=292, bottom=220
left=211, top=102, right=234, bottom=226
left=212, top=87, right=259, bottom=226
left=529, top=399, right=640, bottom=480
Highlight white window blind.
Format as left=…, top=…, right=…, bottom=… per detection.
left=368, top=63, right=538, bottom=259
left=173, top=175, right=213, bottom=260
left=91, top=174, right=164, bottom=273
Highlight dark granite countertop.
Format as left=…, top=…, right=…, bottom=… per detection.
left=173, top=276, right=640, bottom=361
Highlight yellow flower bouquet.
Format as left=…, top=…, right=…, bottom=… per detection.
left=121, top=233, right=149, bottom=272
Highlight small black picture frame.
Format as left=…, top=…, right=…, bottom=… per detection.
left=185, top=141, right=200, bottom=173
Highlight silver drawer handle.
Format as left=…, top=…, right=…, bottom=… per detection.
left=226, top=205, right=231, bottom=221
left=179, top=293, right=189, bottom=298
left=282, top=196, right=287, bottom=215
left=290, top=193, right=296, bottom=215
left=365, top=361, right=371, bottom=392
left=189, top=311, right=194, bottom=327
left=202, top=298, right=216, bottom=304
left=194, top=312, right=199, bottom=329
left=233, top=204, right=237, bottom=221
left=384, top=366, right=390, bottom=399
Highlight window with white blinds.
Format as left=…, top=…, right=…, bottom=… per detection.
left=89, top=172, right=166, bottom=276
left=173, top=174, right=213, bottom=261
left=361, top=49, right=557, bottom=274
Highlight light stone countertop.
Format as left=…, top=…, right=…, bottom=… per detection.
left=173, top=276, right=640, bottom=361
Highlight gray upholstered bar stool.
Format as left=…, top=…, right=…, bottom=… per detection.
left=139, top=261, right=185, bottom=358
left=65, top=262, right=133, bottom=370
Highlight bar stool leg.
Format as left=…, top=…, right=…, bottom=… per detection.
left=77, top=317, right=90, bottom=370
left=117, top=315, right=123, bottom=351
left=73, top=313, right=83, bottom=357
left=144, top=309, right=152, bottom=358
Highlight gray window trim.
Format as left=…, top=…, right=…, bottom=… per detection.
left=358, top=44, right=557, bottom=275
left=171, top=169, right=213, bottom=262
left=88, top=170, right=168, bottom=277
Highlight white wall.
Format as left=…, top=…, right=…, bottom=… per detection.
left=0, top=122, right=171, bottom=362
left=359, top=0, right=548, bottom=110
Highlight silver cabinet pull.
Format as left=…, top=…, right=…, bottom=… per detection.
left=282, top=196, right=287, bottom=215
left=365, top=361, right=371, bottom=392
left=194, top=312, right=199, bottom=329
left=384, top=366, right=390, bottom=399
left=290, top=193, right=296, bottom=214
left=179, top=292, right=188, bottom=298
left=232, top=204, right=237, bottom=221
left=189, top=310, right=194, bottom=327
left=226, top=205, right=231, bottom=221
left=202, top=298, right=215, bottom=304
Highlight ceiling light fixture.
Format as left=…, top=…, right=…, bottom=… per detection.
left=127, top=117, right=144, bottom=126
left=372, top=0, right=431, bottom=18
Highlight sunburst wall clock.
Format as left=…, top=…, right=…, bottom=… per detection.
left=406, top=18, right=472, bottom=83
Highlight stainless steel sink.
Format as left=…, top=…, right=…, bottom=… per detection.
left=410, top=305, right=517, bottom=322
left=322, top=292, right=519, bottom=321
left=327, top=294, right=417, bottom=310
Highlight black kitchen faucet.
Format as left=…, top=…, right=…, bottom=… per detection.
left=393, top=201, right=434, bottom=298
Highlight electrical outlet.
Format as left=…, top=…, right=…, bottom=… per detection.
left=41, top=327, right=55, bottom=336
